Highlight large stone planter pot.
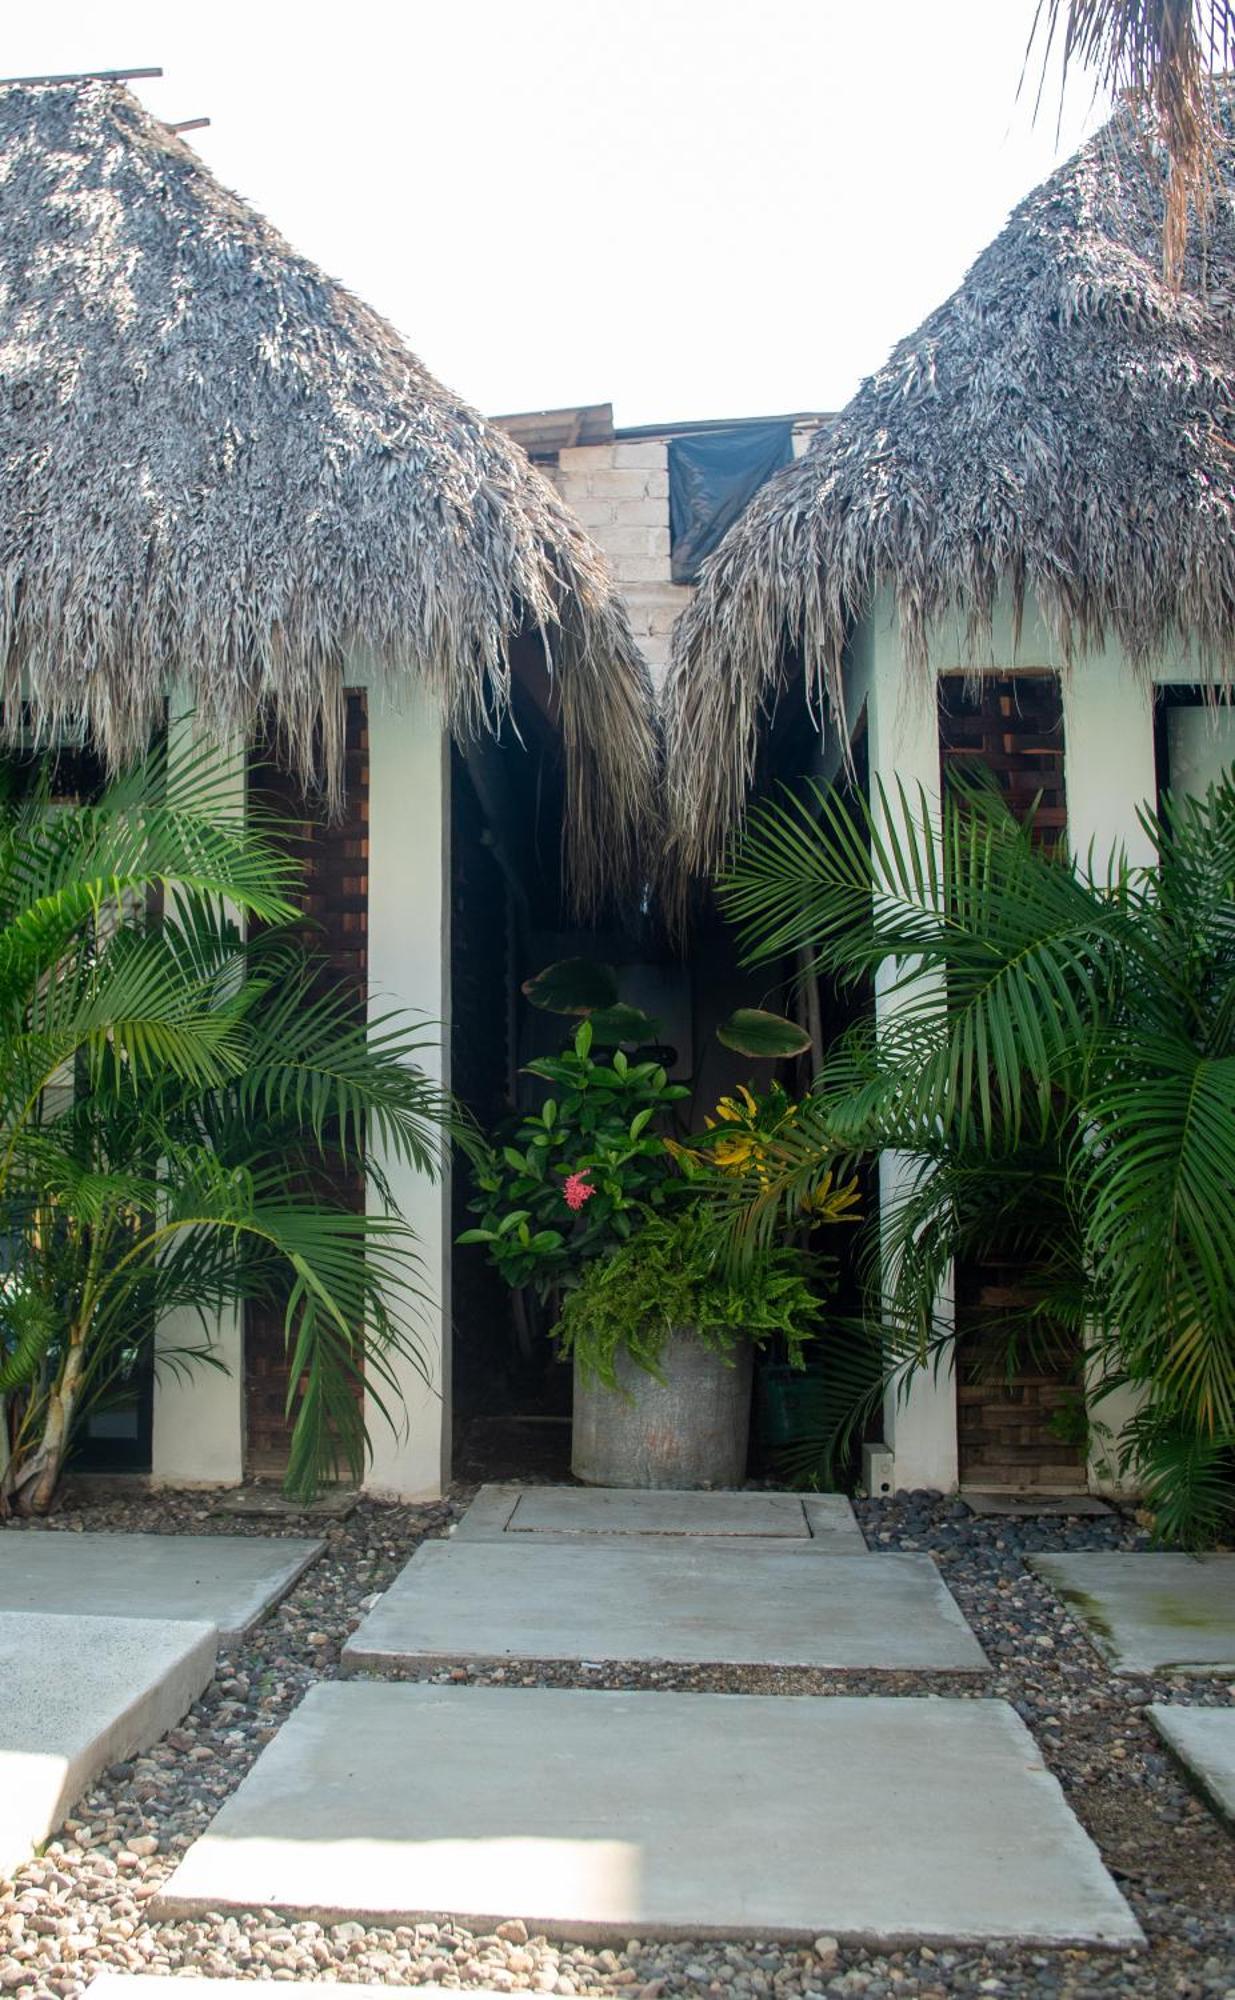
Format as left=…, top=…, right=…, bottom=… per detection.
left=571, top=1329, right=753, bottom=1489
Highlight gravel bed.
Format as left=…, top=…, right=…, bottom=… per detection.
left=0, top=1485, right=1233, bottom=2000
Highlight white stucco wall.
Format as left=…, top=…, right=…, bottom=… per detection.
left=863, top=600, right=959, bottom=1491
left=362, top=689, right=452, bottom=1501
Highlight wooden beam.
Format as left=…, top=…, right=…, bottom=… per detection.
left=0, top=66, right=163, bottom=84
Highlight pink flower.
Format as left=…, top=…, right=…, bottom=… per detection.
left=563, top=1172, right=596, bottom=1212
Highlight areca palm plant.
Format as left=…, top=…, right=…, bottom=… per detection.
left=0, top=742, right=450, bottom=1514
left=720, top=769, right=1235, bottom=1542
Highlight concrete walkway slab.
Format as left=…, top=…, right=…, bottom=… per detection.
left=156, top=1682, right=1140, bottom=1945
left=0, top=1611, right=215, bottom=1882
left=343, top=1541, right=987, bottom=1671
left=0, top=1531, right=322, bottom=1639
left=1030, top=1553, right=1235, bottom=1675
left=1150, top=1705, right=1235, bottom=1826
left=454, top=1483, right=865, bottom=1552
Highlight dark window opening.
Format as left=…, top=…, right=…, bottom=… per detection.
left=1154, top=683, right=1235, bottom=805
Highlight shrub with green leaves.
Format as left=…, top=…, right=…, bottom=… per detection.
left=458, top=1020, right=689, bottom=1297
left=0, top=740, right=452, bottom=1514
left=553, top=1206, right=821, bottom=1389
left=720, top=766, right=1235, bottom=1545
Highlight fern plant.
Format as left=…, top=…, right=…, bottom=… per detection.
left=553, top=1205, right=822, bottom=1391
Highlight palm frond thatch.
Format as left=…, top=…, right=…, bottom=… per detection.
left=663, top=84, right=1235, bottom=889
left=0, top=81, right=659, bottom=913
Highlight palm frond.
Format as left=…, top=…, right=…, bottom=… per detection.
left=1027, top=0, right=1235, bottom=285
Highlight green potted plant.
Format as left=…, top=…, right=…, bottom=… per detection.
left=459, top=1009, right=861, bottom=1487
left=553, top=1205, right=822, bottom=1487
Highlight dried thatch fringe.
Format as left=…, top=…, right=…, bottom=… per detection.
left=0, top=81, right=659, bottom=914
left=663, top=86, right=1235, bottom=899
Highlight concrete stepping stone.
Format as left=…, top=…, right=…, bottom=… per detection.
left=0, top=1531, right=322, bottom=1639
left=1030, top=1552, right=1235, bottom=1675
left=343, top=1541, right=987, bottom=1671
left=156, top=1681, right=1141, bottom=1945
left=0, top=1611, right=215, bottom=1883
left=1150, top=1704, right=1235, bottom=1825
left=454, top=1482, right=866, bottom=1551
left=964, top=1490, right=1113, bottom=1518
left=209, top=1486, right=357, bottom=1521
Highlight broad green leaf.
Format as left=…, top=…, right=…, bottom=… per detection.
left=717, top=1008, right=812, bottom=1059
left=589, top=1004, right=659, bottom=1045
left=522, top=958, right=618, bottom=1015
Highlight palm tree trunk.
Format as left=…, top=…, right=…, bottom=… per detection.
left=24, top=1333, right=87, bottom=1514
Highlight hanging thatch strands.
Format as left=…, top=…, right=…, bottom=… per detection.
left=0, top=81, right=659, bottom=914
left=662, top=87, right=1235, bottom=895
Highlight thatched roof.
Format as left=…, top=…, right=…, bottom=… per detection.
left=0, top=81, right=658, bottom=910
left=664, top=86, right=1235, bottom=887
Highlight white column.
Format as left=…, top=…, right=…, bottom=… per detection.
left=864, top=604, right=960, bottom=1492
left=363, top=692, right=452, bottom=1500
left=1062, top=652, right=1157, bottom=1494
left=1062, top=653, right=1158, bottom=873
left=150, top=704, right=245, bottom=1487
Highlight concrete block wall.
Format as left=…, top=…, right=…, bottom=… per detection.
left=553, top=441, right=687, bottom=686
left=552, top=421, right=823, bottom=686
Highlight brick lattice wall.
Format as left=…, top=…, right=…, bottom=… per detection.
left=939, top=674, right=1086, bottom=1490
left=244, top=693, right=369, bottom=1475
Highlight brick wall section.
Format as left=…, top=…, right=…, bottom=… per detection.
left=244, top=693, right=369, bottom=1476
left=939, top=673, right=1086, bottom=1491
left=552, top=440, right=686, bottom=686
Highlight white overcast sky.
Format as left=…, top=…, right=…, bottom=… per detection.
left=4, top=1, right=1108, bottom=426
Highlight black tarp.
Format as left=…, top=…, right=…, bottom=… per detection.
left=668, top=420, right=794, bottom=584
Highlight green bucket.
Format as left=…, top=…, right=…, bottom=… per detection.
left=757, top=1361, right=822, bottom=1451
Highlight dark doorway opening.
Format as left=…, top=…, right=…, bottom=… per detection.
left=448, top=638, right=671, bottom=1486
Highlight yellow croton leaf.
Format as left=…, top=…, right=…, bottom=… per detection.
left=800, top=1171, right=862, bottom=1222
